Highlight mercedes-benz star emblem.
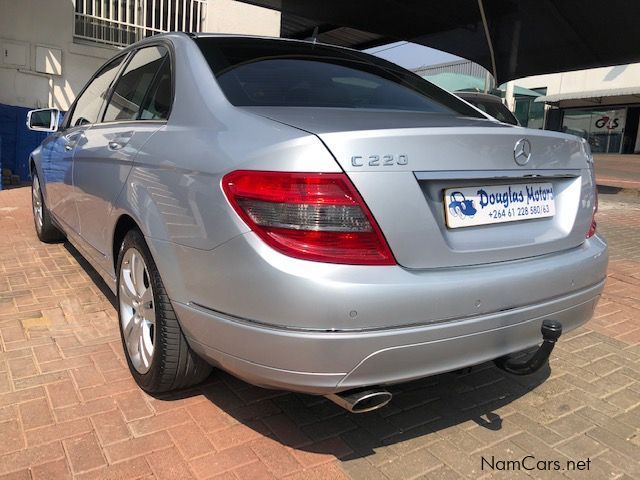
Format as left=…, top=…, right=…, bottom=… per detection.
left=513, top=138, right=532, bottom=166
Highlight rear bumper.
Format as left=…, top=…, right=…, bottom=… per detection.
left=175, top=277, right=604, bottom=394
left=150, top=231, right=608, bottom=395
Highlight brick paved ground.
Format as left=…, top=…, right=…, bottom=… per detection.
left=0, top=186, right=639, bottom=480
left=595, top=154, right=640, bottom=190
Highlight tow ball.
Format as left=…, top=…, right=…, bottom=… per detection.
left=494, top=320, right=563, bottom=375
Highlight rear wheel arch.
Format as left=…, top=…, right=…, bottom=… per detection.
left=115, top=224, right=212, bottom=392
left=112, top=214, right=141, bottom=271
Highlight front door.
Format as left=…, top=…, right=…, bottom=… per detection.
left=44, top=54, right=128, bottom=234
left=40, top=126, right=85, bottom=232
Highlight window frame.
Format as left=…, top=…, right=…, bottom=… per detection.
left=62, top=52, right=131, bottom=130
left=62, top=39, right=175, bottom=131
left=100, top=43, right=174, bottom=125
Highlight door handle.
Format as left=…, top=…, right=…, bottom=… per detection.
left=107, top=132, right=134, bottom=151
left=108, top=140, right=127, bottom=150
left=63, top=131, right=83, bottom=151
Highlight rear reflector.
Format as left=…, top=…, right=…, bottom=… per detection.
left=222, top=171, right=395, bottom=265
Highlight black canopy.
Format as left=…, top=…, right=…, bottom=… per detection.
left=236, top=0, right=640, bottom=83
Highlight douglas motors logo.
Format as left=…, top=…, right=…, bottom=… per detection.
left=448, top=191, right=477, bottom=219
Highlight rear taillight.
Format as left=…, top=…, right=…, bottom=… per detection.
left=587, top=191, right=598, bottom=238
left=585, top=143, right=597, bottom=239
left=222, top=170, right=395, bottom=265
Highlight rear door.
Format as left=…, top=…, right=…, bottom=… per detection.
left=73, top=45, right=172, bottom=267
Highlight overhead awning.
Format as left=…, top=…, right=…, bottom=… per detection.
left=535, top=86, right=640, bottom=103
left=238, top=0, right=640, bottom=84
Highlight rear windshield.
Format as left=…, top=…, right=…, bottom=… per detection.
left=194, top=37, right=484, bottom=117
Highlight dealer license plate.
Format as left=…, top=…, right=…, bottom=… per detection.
left=444, top=182, right=555, bottom=229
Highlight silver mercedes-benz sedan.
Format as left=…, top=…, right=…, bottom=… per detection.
left=27, top=33, right=607, bottom=412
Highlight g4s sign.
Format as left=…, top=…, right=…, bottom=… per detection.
left=594, top=116, right=620, bottom=130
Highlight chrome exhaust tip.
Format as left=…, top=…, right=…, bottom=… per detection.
left=325, top=388, right=392, bottom=413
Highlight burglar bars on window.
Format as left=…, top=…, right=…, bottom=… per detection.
left=74, top=0, right=207, bottom=47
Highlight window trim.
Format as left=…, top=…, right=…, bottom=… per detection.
left=62, top=39, right=175, bottom=131
left=62, top=52, right=131, bottom=130
left=100, top=40, right=175, bottom=126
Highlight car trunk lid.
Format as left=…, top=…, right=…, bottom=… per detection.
left=245, top=107, right=595, bottom=269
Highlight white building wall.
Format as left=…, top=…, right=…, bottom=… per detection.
left=0, top=0, right=117, bottom=111
left=205, top=0, right=280, bottom=37
left=506, top=63, right=640, bottom=103
left=0, top=0, right=280, bottom=111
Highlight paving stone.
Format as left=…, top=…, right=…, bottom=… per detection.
left=0, top=420, right=25, bottom=455
left=29, top=458, right=72, bottom=480
left=63, top=432, right=106, bottom=474
left=146, top=447, right=195, bottom=479
left=104, top=431, right=173, bottom=463
left=46, top=380, right=80, bottom=409
left=249, top=436, right=303, bottom=477
left=74, top=457, right=151, bottom=480
left=190, top=445, right=258, bottom=478
left=18, top=397, right=53, bottom=430
left=168, top=421, right=215, bottom=460
left=25, top=418, right=92, bottom=446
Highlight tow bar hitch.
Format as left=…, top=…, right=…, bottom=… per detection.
left=494, top=320, right=562, bottom=375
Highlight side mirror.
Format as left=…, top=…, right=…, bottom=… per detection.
left=26, top=108, right=61, bottom=133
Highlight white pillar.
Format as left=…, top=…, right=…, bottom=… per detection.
left=505, top=81, right=516, bottom=111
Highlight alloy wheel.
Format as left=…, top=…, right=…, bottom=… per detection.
left=32, top=176, right=43, bottom=232
left=119, top=248, right=156, bottom=374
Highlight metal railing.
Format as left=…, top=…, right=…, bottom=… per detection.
left=74, top=0, right=207, bottom=47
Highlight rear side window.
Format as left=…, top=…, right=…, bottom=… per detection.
left=69, top=56, right=125, bottom=127
left=139, top=58, right=172, bottom=120
left=195, top=37, right=483, bottom=117
left=103, top=46, right=169, bottom=122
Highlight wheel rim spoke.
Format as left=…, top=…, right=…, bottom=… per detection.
left=119, top=247, right=156, bottom=374
left=140, top=287, right=153, bottom=306
left=120, top=275, right=137, bottom=304
left=126, top=318, right=142, bottom=357
left=139, top=324, right=154, bottom=368
left=32, top=178, right=43, bottom=228
left=122, top=313, right=135, bottom=339
left=130, top=252, right=140, bottom=295
left=143, top=301, right=156, bottom=325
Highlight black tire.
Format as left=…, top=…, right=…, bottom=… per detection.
left=31, top=172, right=65, bottom=243
left=116, top=229, right=212, bottom=393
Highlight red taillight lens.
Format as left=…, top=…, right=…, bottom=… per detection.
left=587, top=190, right=598, bottom=238
left=222, top=170, right=395, bottom=265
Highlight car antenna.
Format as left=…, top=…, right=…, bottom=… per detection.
left=311, top=26, right=319, bottom=46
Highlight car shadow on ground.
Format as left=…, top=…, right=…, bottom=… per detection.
left=63, top=242, right=117, bottom=309
left=65, top=238, right=550, bottom=460
left=152, top=351, right=549, bottom=461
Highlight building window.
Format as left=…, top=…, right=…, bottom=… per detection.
left=74, top=0, right=207, bottom=47
left=562, top=107, right=627, bottom=154
left=514, top=87, right=546, bottom=129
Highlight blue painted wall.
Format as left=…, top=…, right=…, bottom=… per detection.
left=0, top=103, right=48, bottom=182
